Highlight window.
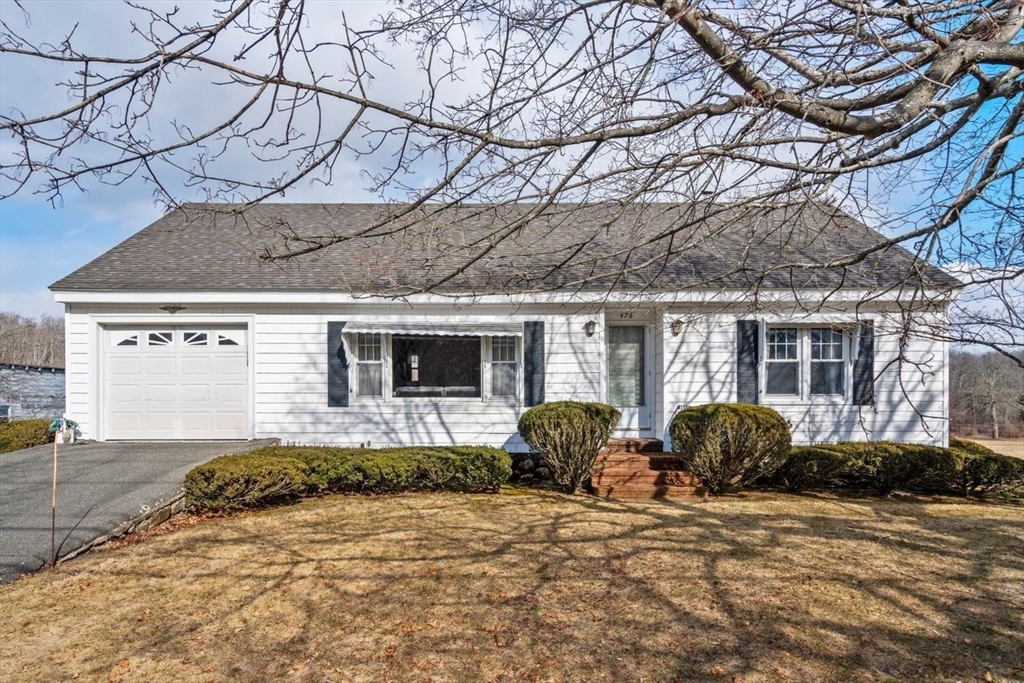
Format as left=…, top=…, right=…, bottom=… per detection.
left=765, top=328, right=799, bottom=395
left=393, top=335, right=481, bottom=398
left=346, top=332, right=519, bottom=401
left=183, top=331, right=209, bottom=346
left=355, top=333, right=383, bottom=398
left=810, top=328, right=845, bottom=395
left=764, top=327, right=848, bottom=399
left=147, top=331, right=174, bottom=346
left=490, top=336, right=518, bottom=398
left=111, top=331, right=138, bottom=347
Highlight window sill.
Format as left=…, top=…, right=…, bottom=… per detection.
left=760, top=395, right=850, bottom=407
left=349, top=396, right=520, bottom=406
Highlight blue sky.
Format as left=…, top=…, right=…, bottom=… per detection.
left=0, top=195, right=161, bottom=317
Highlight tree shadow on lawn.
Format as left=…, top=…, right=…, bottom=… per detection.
left=4, top=491, right=1023, bottom=682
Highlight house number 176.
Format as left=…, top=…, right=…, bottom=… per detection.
left=618, top=312, right=635, bottom=319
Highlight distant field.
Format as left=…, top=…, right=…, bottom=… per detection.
left=961, top=438, right=1024, bottom=459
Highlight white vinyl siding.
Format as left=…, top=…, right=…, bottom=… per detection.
left=59, top=301, right=947, bottom=450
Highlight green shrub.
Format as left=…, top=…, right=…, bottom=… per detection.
left=184, top=445, right=512, bottom=511
left=517, top=401, right=621, bottom=494
left=772, top=446, right=856, bottom=492
left=782, top=441, right=1020, bottom=497
left=950, top=451, right=1024, bottom=498
left=805, top=442, right=958, bottom=495
left=670, top=403, right=791, bottom=493
left=184, top=453, right=309, bottom=510
left=949, top=438, right=996, bottom=455
left=0, top=419, right=53, bottom=454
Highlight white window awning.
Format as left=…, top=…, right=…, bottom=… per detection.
left=342, top=322, right=523, bottom=337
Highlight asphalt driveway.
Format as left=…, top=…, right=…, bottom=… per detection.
left=0, top=440, right=272, bottom=582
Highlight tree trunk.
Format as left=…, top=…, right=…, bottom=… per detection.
left=992, top=402, right=1000, bottom=440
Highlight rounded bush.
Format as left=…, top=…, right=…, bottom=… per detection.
left=518, top=401, right=621, bottom=493
left=0, top=418, right=53, bottom=455
left=670, top=403, right=791, bottom=493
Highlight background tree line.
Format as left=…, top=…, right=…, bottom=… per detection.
left=0, top=312, right=64, bottom=368
left=949, top=349, right=1024, bottom=439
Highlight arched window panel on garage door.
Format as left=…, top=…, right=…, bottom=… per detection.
left=147, top=331, right=174, bottom=347
left=110, top=330, right=139, bottom=347
left=183, top=331, right=209, bottom=346
left=217, top=330, right=246, bottom=347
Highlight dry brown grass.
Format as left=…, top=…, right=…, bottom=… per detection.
left=964, top=438, right=1024, bottom=460
left=1, top=491, right=1022, bottom=683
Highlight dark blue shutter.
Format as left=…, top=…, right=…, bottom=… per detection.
left=852, top=321, right=874, bottom=406
left=523, top=321, right=545, bottom=407
left=736, top=320, right=759, bottom=404
left=327, top=321, right=349, bottom=407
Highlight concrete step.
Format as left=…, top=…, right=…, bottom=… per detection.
left=592, top=483, right=706, bottom=499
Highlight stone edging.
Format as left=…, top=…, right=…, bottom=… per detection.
left=59, top=492, right=189, bottom=565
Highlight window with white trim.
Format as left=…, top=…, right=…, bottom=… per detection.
left=809, top=328, right=845, bottom=395
left=490, top=336, right=518, bottom=398
left=764, top=327, right=849, bottom=399
left=355, top=333, right=384, bottom=398
left=765, top=328, right=799, bottom=395
left=347, top=333, right=520, bottom=402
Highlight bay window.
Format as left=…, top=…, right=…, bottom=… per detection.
left=348, top=332, right=519, bottom=401
left=764, top=326, right=849, bottom=399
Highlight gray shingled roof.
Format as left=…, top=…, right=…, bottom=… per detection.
left=50, top=202, right=961, bottom=295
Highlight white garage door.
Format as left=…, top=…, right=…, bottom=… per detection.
left=104, top=327, right=249, bottom=440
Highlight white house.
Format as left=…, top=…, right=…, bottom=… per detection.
left=51, top=202, right=958, bottom=450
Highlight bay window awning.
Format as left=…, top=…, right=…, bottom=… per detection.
left=342, top=322, right=523, bottom=337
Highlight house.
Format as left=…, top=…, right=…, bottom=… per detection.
left=0, top=363, right=66, bottom=422
left=50, top=202, right=959, bottom=449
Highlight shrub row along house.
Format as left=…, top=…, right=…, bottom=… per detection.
left=50, top=202, right=959, bottom=449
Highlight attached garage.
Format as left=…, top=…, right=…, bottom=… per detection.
left=103, top=326, right=249, bottom=440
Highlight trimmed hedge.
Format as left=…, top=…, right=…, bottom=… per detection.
left=518, top=401, right=621, bottom=493
left=771, top=440, right=1024, bottom=498
left=948, top=438, right=996, bottom=455
left=185, top=445, right=512, bottom=510
left=670, top=403, right=791, bottom=493
left=771, top=446, right=856, bottom=493
left=0, top=419, right=52, bottom=455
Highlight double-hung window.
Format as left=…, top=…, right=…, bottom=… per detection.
left=355, top=333, right=384, bottom=398
left=764, top=327, right=848, bottom=399
left=490, top=336, right=518, bottom=399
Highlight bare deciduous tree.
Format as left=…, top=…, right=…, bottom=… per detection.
left=0, top=312, right=65, bottom=368
left=949, top=349, right=1024, bottom=437
left=1, top=0, right=1021, bottom=353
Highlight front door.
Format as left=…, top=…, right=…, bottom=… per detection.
left=607, top=325, right=652, bottom=433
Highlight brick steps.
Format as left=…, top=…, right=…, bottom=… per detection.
left=593, top=470, right=701, bottom=486
left=592, top=483, right=705, bottom=499
left=592, top=438, right=704, bottom=499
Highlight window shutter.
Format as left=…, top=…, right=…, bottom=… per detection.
left=852, top=321, right=875, bottom=406
left=523, top=321, right=545, bottom=407
left=736, top=320, right=759, bottom=404
left=327, top=321, right=349, bottom=407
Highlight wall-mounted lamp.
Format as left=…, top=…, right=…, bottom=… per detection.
left=670, top=319, right=684, bottom=336
left=159, top=305, right=187, bottom=315
left=584, top=320, right=597, bottom=337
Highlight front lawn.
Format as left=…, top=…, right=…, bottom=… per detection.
left=1, top=491, right=1021, bottom=682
